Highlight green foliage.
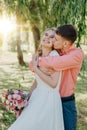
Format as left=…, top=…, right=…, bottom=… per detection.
left=23, top=0, right=87, bottom=46
left=2, top=0, right=87, bottom=46
left=47, top=0, right=87, bottom=46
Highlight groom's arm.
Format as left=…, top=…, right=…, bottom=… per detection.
left=29, top=60, right=54, bottom=75
left=38, top=49, right=84, bottom=71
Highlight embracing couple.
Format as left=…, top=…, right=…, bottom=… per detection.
left=8, top=25, right=84, bottom=130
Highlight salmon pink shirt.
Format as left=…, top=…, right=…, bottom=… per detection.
left=39, top=45, right=84, bottom=97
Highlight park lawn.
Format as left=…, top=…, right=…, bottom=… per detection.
left=0, top=47, right=87, bottom=130
left=76, top=47, right=87, bottom=130
left=0, top=52, right=35, bottom=130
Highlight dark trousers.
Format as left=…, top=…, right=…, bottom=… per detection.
left=61, top=95, right=77, bottom=130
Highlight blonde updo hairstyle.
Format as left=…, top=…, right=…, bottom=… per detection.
left=38, top=28, right=56, bottom=56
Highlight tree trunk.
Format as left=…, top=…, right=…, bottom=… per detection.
left=31, top=24, right=40, bottom=52
left=16, top=26, right=25, bottom=66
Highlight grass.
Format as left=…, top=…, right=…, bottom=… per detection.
left=76, top=45, right=87, bottom=130
left=0, top=46, right=87, bottom=130
left=0, top=51, right=35, bottom=130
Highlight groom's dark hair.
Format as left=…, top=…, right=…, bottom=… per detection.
left=56, top=25, right=77, bottom=43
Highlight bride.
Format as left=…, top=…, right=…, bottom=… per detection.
left=8, top=28, right=64, bottom=130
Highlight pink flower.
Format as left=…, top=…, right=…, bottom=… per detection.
left=8, top=95, right=13, bottom=101
left=18, top=90, right=23, bottom=95
left=17, top=95, right=21, bottom=100
left=13, top=94, right=21, bottom=100
left=12, top=100, right=18, bottom=107
left=12, top=94, right=18, bottom=99
left=13, top=90, right=19, bottom=94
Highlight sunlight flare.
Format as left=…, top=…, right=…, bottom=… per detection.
left=0, top=16, right=16, bottom=35
left=0, top=15, right=16, bottom=50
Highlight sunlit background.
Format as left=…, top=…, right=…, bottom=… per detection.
left=0, top=13, right=34, bottom=52
left=0, top=13, right=17, bottom=50
left=0, top=15, right=16, bottom=34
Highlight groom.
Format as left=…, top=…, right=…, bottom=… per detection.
left=38, top=25, right=84, bottom=130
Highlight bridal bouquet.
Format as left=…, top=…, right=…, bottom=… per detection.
left=2, top=89, right=28, bottom=118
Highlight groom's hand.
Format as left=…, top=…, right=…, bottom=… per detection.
left=40, top=67, right=54, bottom=76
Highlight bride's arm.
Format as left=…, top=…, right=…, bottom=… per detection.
left=33, top=52, right=61, bottom=89
left=34, top=66, right=60, bottom=88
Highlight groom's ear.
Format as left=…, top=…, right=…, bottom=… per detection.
left=64, top=40, right=72, bottom=49
left=63, top=41, right=67, bottom=48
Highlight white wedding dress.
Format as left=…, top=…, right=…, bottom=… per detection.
left=8, top=50, right=64, bottom=130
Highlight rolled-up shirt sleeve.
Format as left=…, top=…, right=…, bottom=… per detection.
left=39, top=49, right=84, bottom=71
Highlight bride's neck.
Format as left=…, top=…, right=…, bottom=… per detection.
left=42, top=47, right=52, bottom=57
